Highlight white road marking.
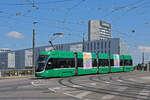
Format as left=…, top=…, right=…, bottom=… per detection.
left=72, top=85, right=82, bottom=88
left=90, top=83, right=97, bottom=86
left=101, top=95, right=115, bottom=100
left=117, top=80, right=123, bottom=82
left=48, top=87, right=62, bottom=92
left=48, top=86, right=75, bottom=92
left=31, top=80, right=48, bottom=86
left=79, top=82, right=97, bottom=86
left=101, top=87, right=128, bottom=100
left=105, top=81, right=110, bottom=84
left=31, top=81, right=39, bottom=86
left=48, top=88, right=57, bottom=92
left=64, top=91, right=91, bottom=99
left=76, top=91, right=91, bottom=99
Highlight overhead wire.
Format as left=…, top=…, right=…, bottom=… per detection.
left=0, top=0, right=73, bottom=6
left=0, top=0, right=149, bottom=35
left=112, top=0, right=150, bottom=20
left=63, top=0, right=86, bottom=23
left=98, top=0, right=147, bottom=19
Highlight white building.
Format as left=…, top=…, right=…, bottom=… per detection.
left=88, top=20, right=111, bottom=41
left=0, top=52, right=15, bottom=69
left=8, top=52, right=15, bottom=68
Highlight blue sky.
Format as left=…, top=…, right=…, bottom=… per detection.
left=0, top=0, right=150, bottom=65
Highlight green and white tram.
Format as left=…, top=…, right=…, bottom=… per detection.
left=35, top=50, right=133, bottom=77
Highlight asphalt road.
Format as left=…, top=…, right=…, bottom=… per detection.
left=0, top=71, right=150, bottom=100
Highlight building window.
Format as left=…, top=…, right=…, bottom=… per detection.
left=101, top=41, right=103, bottom=49
left=109, top=41, right=111, bottom=48
left=87, top=43, right=89, bottom=51
left=105, top=41, right=107, bottom=49
left=94, top=42, right=96, bottom=50
left=97, top=42, right=99, bottom=49
left=91, top=43, right=92, bottom=51
left=109, top=49, right=110, bottom=54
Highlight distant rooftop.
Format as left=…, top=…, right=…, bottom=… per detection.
left=0, top=48, right=11, bottom=53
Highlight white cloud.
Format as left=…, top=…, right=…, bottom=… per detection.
left=7, top=31, right=24, bottom=38
left=138, top=45, right=150, bottom=53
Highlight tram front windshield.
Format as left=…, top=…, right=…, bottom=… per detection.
left=36, top=55, right=49, bottom=72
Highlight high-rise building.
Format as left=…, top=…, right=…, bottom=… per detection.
left=0, top=48, right=11, bottom=53
left=88, top=20, right=111, bottom=41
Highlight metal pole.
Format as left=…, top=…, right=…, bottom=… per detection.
left=32, top=28, right=35, bottom=75
left=122, top=55, right=125, bottom=71
left=75, top=52, right=78, bottom=75
left=82, top=32, right=85, bottom=52
left=96, top=53, right=99, bottom=74
left=32, top=22, right=37, bottom=75
left=108, top=51, right=111, bottom=72
left=48, top=40, right=55, bottom=50
left=149, top=61, right=150, bottom=71
left=142, top=52, right=144, bottom=71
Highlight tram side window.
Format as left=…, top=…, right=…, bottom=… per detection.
left=46, top=58, right=55, bottom=69
left=77, top=58, right=83, bottom=67
left=57, top=58, right=75, bottom=68
left=124, top=60, right=132, bottom=66
left=92, top=59, right=97, bottom=67
left=46, top=58, right=75, bottom=69
left=110, top=59, right=114, bottom=66
left=120, top=60, right=124, bottom=66
left=99, top=59, right=109, bottom=67
left=59, top=59, right=67, bottom=68
left=104, top=59, right=109, bottom=66
left=67, top=59, right=75, bottom=68
left=99, top=59, right=103, bottom=67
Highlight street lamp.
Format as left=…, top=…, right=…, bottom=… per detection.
left=32, top=21, right=38, bottom=75
left=48, top=33, right=64, bottom=50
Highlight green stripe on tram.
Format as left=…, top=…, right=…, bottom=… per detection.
left=49, top=50, right=75, bottom=58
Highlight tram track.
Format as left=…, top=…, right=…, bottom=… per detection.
left=110, top=72, right=150, bottom=88
left=110, top=76, right=150, bottom=87
left=89, top=72, right=150, bottom=99
left=58, top=76, right=149, bottom=100
left=105, top=71, right=150, bottom=86
left=118, top=76, right=150, bottom=85
left=90, top=75, right=150, bottom=90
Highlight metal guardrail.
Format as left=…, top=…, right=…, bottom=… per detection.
left=0, top=69, right=33, bottom=77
